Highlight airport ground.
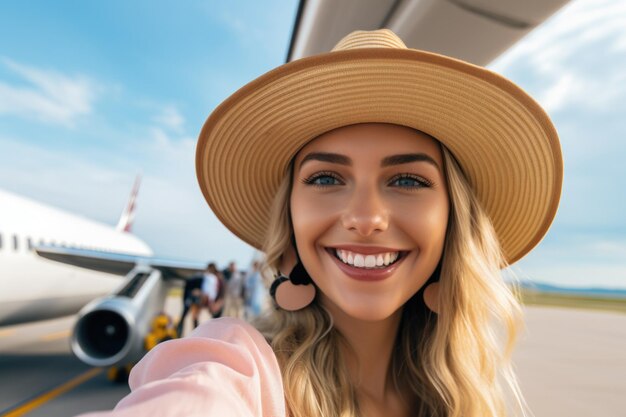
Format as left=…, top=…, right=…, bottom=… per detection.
left=1, top=300, right=625, bottom=417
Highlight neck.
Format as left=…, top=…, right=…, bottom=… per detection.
left=321, top=297, right=403, bottom=400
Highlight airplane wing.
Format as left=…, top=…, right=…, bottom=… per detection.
left=288, top=0, right=571, bottom=65
left=35, top=245, right=206, bottom=279
left=33, top=245, right=208, bottom=367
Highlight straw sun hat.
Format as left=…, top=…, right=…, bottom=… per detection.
left=196, top=29, right=563, bottom=265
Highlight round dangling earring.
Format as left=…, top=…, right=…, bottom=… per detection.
left=423, top=282, right=440, bottom=314
left=269, top=261, right=316, bottom=311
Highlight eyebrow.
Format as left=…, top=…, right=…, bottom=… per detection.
left=381, top=153, right=440, bottom=169
left=299, top=152, right=440, bottom=170
left=299, top=152, right=351, bottom=167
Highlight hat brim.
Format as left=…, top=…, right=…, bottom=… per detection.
left=196, top=48, right=562, bottom=265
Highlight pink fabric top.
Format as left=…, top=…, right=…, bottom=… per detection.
left=77, top=318, right=286, bottom=417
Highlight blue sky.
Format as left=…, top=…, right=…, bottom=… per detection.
left=1, top=0, right=625, bottom=289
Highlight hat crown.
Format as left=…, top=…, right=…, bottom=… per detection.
left=331, top=29, right=407, bottom=52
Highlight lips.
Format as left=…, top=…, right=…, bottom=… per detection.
left=325, top=247, right=409, bottom=282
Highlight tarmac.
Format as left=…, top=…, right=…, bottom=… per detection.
left=513, top=306, right=626, bottom=417
left=0, top=303, right=624, bottom=417
left=0, top=316, right=128, bottom=417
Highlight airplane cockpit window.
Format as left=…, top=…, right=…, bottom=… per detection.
left=12, top=234, right=18, bottom=251
left=27, top=237, right=33, bottom=251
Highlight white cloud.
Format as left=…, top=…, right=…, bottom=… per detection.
left=0, top=135, right=128, bottom=220
left=538, top=73, right=576, bottom=112
left=518, top=264, right=626, bottom=290
left=0, top=58, right=101, bottom=127
left=514, top=235, right=626, bottom=289
left=536, top=70, right=626, bottom=113
left=152, top=106, right=185, bottom=133
left=586, top=240, right=626, bottom=259
left=145, top=126, right=196, bottom=171
left=490, top=0, right=626, bottom=113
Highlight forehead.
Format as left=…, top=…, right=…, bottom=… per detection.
left=294, top=123, right=443, bottom=166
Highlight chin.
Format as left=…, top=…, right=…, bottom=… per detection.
left=332, top=296, right=402, bottom=322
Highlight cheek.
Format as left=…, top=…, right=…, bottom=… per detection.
left=290, top=188, right=344, bottom=292
left=290, top=188, right=343, bottom=244
left=398, top=196, right=449, bottom=253
left=425, top=202, right=449, bottom=245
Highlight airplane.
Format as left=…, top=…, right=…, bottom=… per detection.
left=0, top=177, right=148, bottom=327
left=0, top=178, right=206, bottom=367
left=287, top=0, right=570, bottom=65
left=0, top=0, right=572, bottom=370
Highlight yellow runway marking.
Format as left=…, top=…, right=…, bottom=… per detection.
left=0, top=329, right=17, bottom=338
left=1, top=368, right=102, bottom=417
left=40, top=329, right=71, bottom=342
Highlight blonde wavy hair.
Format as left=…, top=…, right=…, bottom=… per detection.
left=255, top=140, right=527, bottom=417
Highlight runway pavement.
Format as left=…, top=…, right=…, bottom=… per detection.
left=0, top=316, right=128, bottom=417
left=512, top=306, right=626, bottom=417
left=0, top=303, right=624, bottom=416
left=0, top=297, right=206, bottom=417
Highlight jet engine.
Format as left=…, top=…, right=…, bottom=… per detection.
left=71, top=266, right=169, bottom=367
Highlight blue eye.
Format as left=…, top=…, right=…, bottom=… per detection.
left=313, top=176, right=339, bottom=185
left=303, top=173, right=431, bottom=189
left=390, top=174, right=432, bottom=189
left=303, top=172, right=342, bottom=187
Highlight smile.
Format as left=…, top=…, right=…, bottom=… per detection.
left=333, top=249, right=400, bottom=269
left=325, top=246, right=410, bottom=282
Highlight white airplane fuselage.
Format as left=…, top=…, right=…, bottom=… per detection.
left=0, top=189, right=152, bottom=326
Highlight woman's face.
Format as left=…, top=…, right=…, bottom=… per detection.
left=290, top=123, right=449, bottom=321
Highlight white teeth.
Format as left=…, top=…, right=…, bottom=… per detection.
left=334, top=249, right=401, bottom=269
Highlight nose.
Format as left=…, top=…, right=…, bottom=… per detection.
left=341, top=185, right=389, bottom=236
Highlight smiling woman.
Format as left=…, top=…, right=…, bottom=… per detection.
left=257, top=123, right=525, bottom=416
left=77, top=29, right=562, bottom=417
left=289, top=124, right=449, bottom=322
